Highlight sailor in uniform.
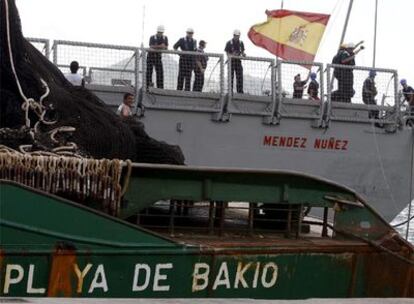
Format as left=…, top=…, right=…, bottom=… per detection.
left=193, top=40, right=208, bottom=92
left=307, top=72, right=320, bottom=100
left=225, top=30, right=246, bottom=94
left=332, top=42, right=364, bottom=103
left=362, top=70, right=378, bottom=119
left=293, top=73, right=310, bottom=99
left=147, top=25, right=168, bottom=89
left=173, top=28, right=197, bottom=91
left=401, top=79, right=414, bottom=124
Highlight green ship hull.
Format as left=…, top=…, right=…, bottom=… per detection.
left=0, top=162, right=413, bottom=299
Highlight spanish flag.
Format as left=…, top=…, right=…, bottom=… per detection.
left=248, top=10, right=330, bottom=62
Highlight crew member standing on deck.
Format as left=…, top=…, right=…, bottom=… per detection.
left=401, top=79, right=414, bottom=106
left=193, top=40, right=208, bottom=92
left=362, top=70, right=378, bottom=119
left=332, top=42, right=364, bottom=103
left=293, top=73, right=310, bottom=99
left=401, top=79, right=414, bottom=124
left=146, top=25, right=168, bottom=89
left=307, top=72, right=320, bottom=100
left=225, top=30, right=246, bottom=94
left=174, top=28, right=197, bottom=91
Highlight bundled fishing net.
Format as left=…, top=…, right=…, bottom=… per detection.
left=0, top=0, right=184, bottom=164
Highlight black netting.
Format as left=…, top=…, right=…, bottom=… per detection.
left=0, top=0, right=184, bottom=164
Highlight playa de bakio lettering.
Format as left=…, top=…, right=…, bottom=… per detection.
left=2, top=262, right=279, bottom=295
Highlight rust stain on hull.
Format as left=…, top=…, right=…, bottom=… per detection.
left=47, top=249, right=76, bottom=297
left=363, top=252, right=414, bottom=297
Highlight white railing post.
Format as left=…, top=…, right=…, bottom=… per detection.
left=325, top=64, right=332, bottom=126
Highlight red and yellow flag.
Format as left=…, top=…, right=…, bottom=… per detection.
left=248, top=9, right=330, bottom=62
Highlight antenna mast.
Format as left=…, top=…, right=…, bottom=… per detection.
left=373, top=0, right=378, bottom=67
left=339, top=0, right=354, bottom=47
left=141, top=5, right=146, bottom=48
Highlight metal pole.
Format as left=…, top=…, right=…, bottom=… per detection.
left=141, top=6, right=146, bottom=48
left=281, top=0, right=284, bottom=9
left=373, top=0, right=378, bottom=67
left=339, top=0, right=354, bottom=47
left=407, top=132, right=414, bottom=240
left=329, top=0, right=354, bottom=105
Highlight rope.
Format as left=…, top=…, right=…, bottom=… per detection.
left=3, top=0, right=79, bottom=156
left=120, top=159, right=132, bottom=196
left=0, top=149, right=132, bottom=217
left=393, top=213, right=414, bottom=228
left=303, top=220, right=414, bottom=266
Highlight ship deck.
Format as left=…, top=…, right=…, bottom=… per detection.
left=157, top=229, right=371, bottom=253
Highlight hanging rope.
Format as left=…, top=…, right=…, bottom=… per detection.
left=0, top=148, right=132, bottom=216
left=3, top=0, right=79, bottom=156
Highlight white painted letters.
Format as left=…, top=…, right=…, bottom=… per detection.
left=212, top=262, right=230, bottom=290
left=3, top=264, right=24, bottom=294
left=132, top=264, right=151, bottom=292
left=153, top=263, right=173, bottom=291
left=192, top=263, right=210, bottom=292
left=27, top=265, right=45, bottom=294
left=234, top=262, right=251, bottom=288
left=261, top=262, right=278, bottom=288
left=88, top=264, right=108, bottom=293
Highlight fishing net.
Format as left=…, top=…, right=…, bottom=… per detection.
left=0, top=0, right=184, bottom=164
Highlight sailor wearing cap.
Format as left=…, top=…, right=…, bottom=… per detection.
left=173, top=28, right=197, bottom=91
left=147, top=25, right=168, bottom=89
left=225, top=29, right=246, bottom=94
left=193, top=40, right=208, bottom=92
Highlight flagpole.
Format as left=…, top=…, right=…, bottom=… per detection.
left=339, top=0, right=354, bottom=46
left=373, top=0, right=378, bottom=67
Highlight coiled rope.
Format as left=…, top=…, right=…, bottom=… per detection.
left=3, top=0, right=78, bottom=155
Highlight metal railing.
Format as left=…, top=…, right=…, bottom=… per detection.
left=326, top=63, right=399, bottom=125
left=136, top=200, right=334, bottom=240
left=27, top=38, right=50, bottom=59
left=51, top=39, right=140, bottom=104
left=226, top=55, right=276, bottom=116
left=141, top=48, right=224, bottom=94
left=28, top=37, right=405, bottom=126
left=276, top=60, right=325, bottom=122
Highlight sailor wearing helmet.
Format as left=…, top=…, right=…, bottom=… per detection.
left=307, top=72, right=320, bottom=100
left=332, top=41, right=364, bottom=103
left=225, top=29, right=246, bottom=94
left=174, top=28, right=197, bottom=91
left=147, top=25, right=168, bottom=89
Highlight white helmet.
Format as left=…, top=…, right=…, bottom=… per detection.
left=346, top=42, right=355, bottom=49
left=186, top=27, right=194, bottom=33
left=233, top=29, right=241, bottom=36
left=156, top=25, right=165, bottom=33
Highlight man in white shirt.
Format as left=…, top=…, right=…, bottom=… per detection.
left=64, top=61, right=84, bottom=86
left=117, top=93, right=134, bottom=118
